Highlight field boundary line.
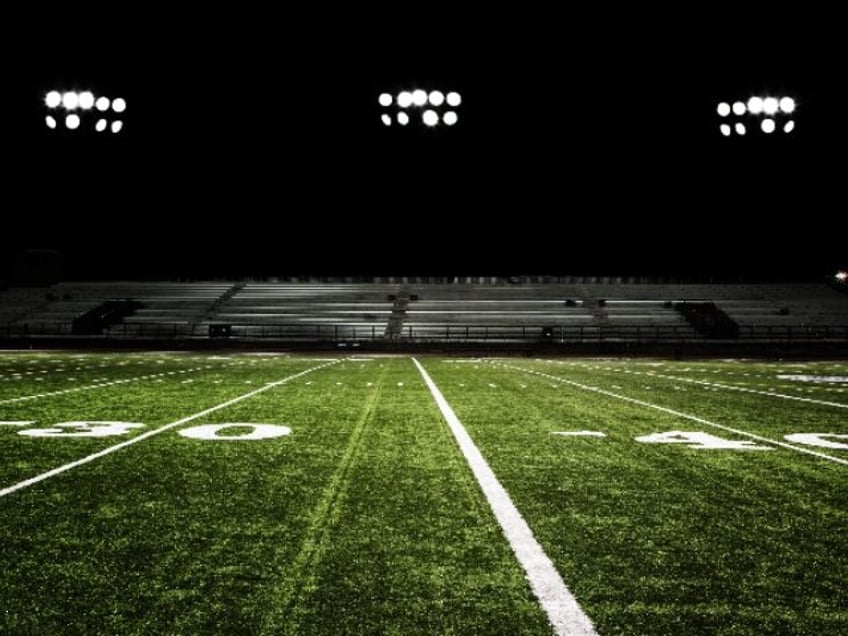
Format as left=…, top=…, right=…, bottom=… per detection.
left=413, top=358, right=598, bottom=636
left=495, top=362, right=848, bottom=467
left=542, top=360, right=848, bottom=411
left=0, top=360, right=339, bottom=499
left=0, top=362, right=234, bottom=406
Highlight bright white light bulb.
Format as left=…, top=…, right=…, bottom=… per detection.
left=45, top=115, right=57, bottom=129
left=397, top=91, right=413, bottom=108
left=783, top=120, right=795, bottom=134
left=381, top=113, right=392, bottom=126
left=62, top=91, right=79, bottom=110
left=446, top=91, right=461, bottom=107
left=763, top=97, right=779, bottom=115
left=761, top=118, right=775, bottom=134
left=412, top=89, right=427, bottom=106
left=779, top=96, right=795, bottom=114
left=95, top=96, right=110, bottom=112
left=747, top=96, right=764, bottom=114
left=734, top=122, right=746, bottom=135
left=719, top=123, right=731, bottom=136
left=378, top=93, right=392, bottom=107
left=95, top=118, right=107, bottom=132
left=111, top=120, right=123, bottom=133
left=716, top=102, right=730, bottom=117
left=429, top=90, right=444, bottom=106
left=65, top=113, right=80, bottom=129
left=45, top=91, right=61, bottom=108
left=112, top=97, right=127, bottom=113
left=422, top=109, right=438, bottom=126
left=397, top=112, right=409, bottom=125
left=443, top=111, right=458, bottom=126
left=78, top=91, right=95, bottom=109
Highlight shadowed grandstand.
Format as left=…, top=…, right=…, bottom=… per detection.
left=3, top=278, right=848, bottom=353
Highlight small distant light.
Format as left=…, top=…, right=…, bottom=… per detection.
left=45, top=115, right=57, bottom=129
left=422, top=109, right=438, bottom=126
left=412, top=89, right=427, bottom=106
left=783, top=120, right=795, bottom=134
left=397, top=91, right=413, bottom=108
left=443, top=111, right=458, bottom=126
left=62, top=91, right=79, bottom=110
left=95, top=118, right=107, bottom=132
left=78, top=91, right=95, bottom=109
left=95, top=96, right=110, bottom=112
left=779, top=96, right=796, bottom=114
left=112, top=97, right=127, bottom=113
left=717, top=102, right=731, bottom=117
left=429, top=90, right=445, bottom=106
left=719, top=123, right=731, bottom=136
left=763, top=97, right=779, bottom=115
left=378, top=93, right=392, bottom=107
left=45, top=91, right=61, bottom=108
left=734, top=122, right=746, bottom=136
left=761, top=118, right=776, bottom=134
left=111, top=120, right=123, bottom=133
left=747, top=96, right=764, bottom=114
left=65, top=113, right=81, bottom=130
left=836, top=271, right=848, bottom=282
left=397, top=112, right=409, bottom=126
left=732, top=101, right=746, bottom=116
left=380, top=113, right=392, bottom=126
left=446, top=91, right=461, bottom=107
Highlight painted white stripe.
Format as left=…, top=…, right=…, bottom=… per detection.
left=412, top=358, right=598, bottom=636
left=651, top=372, right=848, bottom=410
left=553, top=431, right=607, bottom=438
left=0, top=362, right=235, bottom=406
left=0, top=361, right=338, bottom=499
left=548, top=360, right=848, bottom=411
left=498, top=362, right=848, bottom=467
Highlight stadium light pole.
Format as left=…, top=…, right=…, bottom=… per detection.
left=44, top=89, right=127, bottom=134
left=716, top=94, right=795, bottom=138
left=379, top=88, right=462, bottom=127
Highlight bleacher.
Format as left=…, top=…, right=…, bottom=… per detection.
left=4, top=282, right=232, bottom=338
left=2, top=279, right=848, bottom=346
left=209, top=284, right=395, bottom=340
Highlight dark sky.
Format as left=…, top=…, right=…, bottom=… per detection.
left=6, top=17, right=847, bottom=281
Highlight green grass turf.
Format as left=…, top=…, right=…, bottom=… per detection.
left=0, top=354, right=549, bottom=635
left=1, top=353, right=847, bottom=635
left=425, top=358, right=848, bottom=635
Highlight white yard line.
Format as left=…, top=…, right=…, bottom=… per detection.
left=546, top=360, right=848, bottom=410
left=412, top=358, right=598, bottom=636
left=0, top=364, right=224, bottom=406
left=0, top=361, right=339, bottom=499
left=497, top=362, right=848, bottom=467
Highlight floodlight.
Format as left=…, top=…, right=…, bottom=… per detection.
left=45, top=91, right=61, bottom=108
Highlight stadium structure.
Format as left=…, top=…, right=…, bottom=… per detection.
left=3, top=30, right=848, bottom=636
left=3, top=276, right=848, bottom=355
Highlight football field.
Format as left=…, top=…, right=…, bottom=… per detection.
left=1, top=352, right=846, bottom=635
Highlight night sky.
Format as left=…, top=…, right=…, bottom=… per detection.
left=6, top=17, right=846, bottom=281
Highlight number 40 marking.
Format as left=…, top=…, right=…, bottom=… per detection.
left=635, top=431, right=771, bottom=450
left=553, top=430, right=848, bottom=451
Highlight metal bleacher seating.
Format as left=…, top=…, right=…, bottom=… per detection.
left=2, top=279, right=848, bottom=344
